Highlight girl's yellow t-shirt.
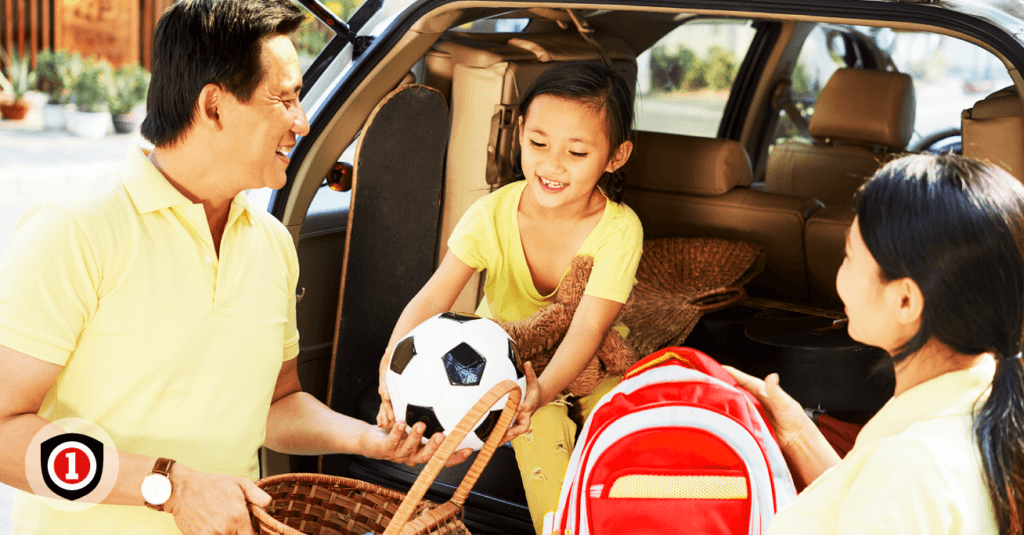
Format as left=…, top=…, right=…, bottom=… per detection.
left=447, top=180, right=643, bottom=323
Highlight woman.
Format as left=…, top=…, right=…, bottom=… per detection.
left=729, top=153, right=1024, bottom=535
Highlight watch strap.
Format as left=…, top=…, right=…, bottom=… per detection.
left=153, top=457, right=175, bottom=477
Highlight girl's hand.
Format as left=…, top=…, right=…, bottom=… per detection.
left=360, top=421, right=473, bottom=467
left=723, top=365, right=812, bottom=450
left=377, top=352, right=396, bottom=429
left=503, top=362, right=541, bottom=443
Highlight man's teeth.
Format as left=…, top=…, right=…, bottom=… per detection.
left=541, top=177, right=567, bottom=188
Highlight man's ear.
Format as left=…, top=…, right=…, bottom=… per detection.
left=196, top=83, right=224, bottom=131
left=605, top=140, right=633, bottom=173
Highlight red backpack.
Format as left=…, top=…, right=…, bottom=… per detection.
left=548, top=347, right=797, bottom=535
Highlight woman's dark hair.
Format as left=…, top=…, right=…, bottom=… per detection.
left=512, top=60, right=634, bottom=203
left=140, top=0, right=304, bottom=147
left=857, top=153, right=1024, bottom=535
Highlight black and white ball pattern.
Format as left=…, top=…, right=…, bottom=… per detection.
left=387, top=312, right=525, bottom=451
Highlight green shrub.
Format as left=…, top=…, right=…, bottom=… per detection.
left=684, top=58, right=711, bottom=90
left=707, top=46, right=738, bottom=90
left=35, top=50, right=76, bottom=104
left=108, top=64, right=150, bottom=115
left=71, top=57, right=114, bottom=113
left=650, top=45, right=696, bottom=91
left=0, top=47, right=36, bottom=101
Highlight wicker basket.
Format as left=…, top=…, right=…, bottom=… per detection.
left=250, top=380, right=522, bottom=535
left=621, top=237, right=766, bottom=356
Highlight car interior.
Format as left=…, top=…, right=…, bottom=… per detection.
left=260, top=3, right=1024, bottom=532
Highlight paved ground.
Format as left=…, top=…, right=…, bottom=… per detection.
left=0, top=106, right=146, bottom=534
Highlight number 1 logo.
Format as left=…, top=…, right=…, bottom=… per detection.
left=40, top=433, right=105, bottom=501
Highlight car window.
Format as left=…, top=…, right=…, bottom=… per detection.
left=882, top=28, right=1013, bottom=147
left=770, top=24, right=1014, bottom=151
left=635, top=18, right=758, bottom=137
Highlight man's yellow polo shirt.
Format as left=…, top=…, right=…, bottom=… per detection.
left=0, top=148, right=299, bottom=534
left=768, top=360, right=998, bottom=534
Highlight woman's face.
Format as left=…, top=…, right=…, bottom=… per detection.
left=836, top=217, right=916, bottom=353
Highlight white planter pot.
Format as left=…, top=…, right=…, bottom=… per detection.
left=68, top=110, right=111, bottom=139
left=42, top=104, right=71, bottom=130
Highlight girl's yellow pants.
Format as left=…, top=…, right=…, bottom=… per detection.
left=510, top=375, right=620, bottom=535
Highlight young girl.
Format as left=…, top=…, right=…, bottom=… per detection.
left=730, top=153, right=1024, bottom=534
left=377, top=61, right=643, bottom=534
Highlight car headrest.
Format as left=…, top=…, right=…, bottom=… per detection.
left=962, top=85, right=1024, bottom=182
left=809, top=68, right=916, bottom=150
left=623, top=131, right=753, bottom=196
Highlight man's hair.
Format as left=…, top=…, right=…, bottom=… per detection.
left=140, top=0, right=305, bottom=147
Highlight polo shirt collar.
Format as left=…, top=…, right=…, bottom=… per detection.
left=120, top=147, right=253, bottom=226
left=855, top=358, right=996, bottom=449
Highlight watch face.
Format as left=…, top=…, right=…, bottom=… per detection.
left=141, top=474, right=172, bottom=505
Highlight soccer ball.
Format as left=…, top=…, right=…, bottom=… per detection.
left=386, top=312, right=525, bottom=451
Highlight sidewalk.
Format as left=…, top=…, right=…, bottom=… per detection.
left=0, top=109, right=147, bottom=534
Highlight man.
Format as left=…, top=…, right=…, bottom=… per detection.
left=0, top=0, right=470, bottom=533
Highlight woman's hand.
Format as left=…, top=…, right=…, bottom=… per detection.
left=723, top=366, right=812, bottom=451
left=359, top=420, right=472, bottom=467
left=503, top=362, right=541, bottom=443
left=724, top=365, right=841, bottom=487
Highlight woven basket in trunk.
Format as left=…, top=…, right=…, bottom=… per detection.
left=250, top=380, right=522, bottom=535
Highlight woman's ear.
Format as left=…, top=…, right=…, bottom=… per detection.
left=890, top=276, right=925, bottom=329
left=605, top=140, right=633, bottom=173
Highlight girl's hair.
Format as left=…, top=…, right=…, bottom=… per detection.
left=512, top=60, right=634, bottom=203
left=857, top=153, right=1024, bottom=535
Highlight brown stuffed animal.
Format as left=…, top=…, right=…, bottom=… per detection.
left=499, top=255, right=637, bottom=397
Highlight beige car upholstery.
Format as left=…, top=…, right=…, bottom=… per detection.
left=623, top=131, right=823, bottom=301
left=766, top=68, right=916, bottom=207
left=804, top=206, right=855, bottom=307
left=435, top=33, right=637, bottom=312
left=962, top=85, right=1024, bottom=182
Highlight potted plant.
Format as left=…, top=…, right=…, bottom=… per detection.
left=0, top=48, right=37, bottom=120
left=34, top=50, right=77, bottom=129
left=67, top=56, right=113, bottom=138
left=108, top=64, right=150, bottom=134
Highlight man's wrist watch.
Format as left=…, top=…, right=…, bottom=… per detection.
left=141, top=457, right=176, bottom=511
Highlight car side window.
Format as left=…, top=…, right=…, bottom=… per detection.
left=770, top=25, right=1014, bottom=153
left=636, top=18, right=758, bottom=137
left=769, top=26, right=859, bottom=149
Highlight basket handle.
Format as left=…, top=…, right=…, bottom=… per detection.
left=383, top=379, right=522, bottom=535
left=686, top=286, right=746, bottom=313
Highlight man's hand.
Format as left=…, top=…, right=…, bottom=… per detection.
left=164, top=463, right=270, bottom=535
left=503, top=362, right=540, bottom=443
left=723, top=366, right=813, bottom=451
left=359, top=421, right=472, bottom=467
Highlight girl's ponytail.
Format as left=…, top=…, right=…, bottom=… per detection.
left=607, top=169, right=627, bottom=203
left=974, top=354, right=1024, bottom=535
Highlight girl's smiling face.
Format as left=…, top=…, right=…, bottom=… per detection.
left=518, top=95, right=630, bottom=211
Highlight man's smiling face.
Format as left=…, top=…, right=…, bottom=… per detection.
left=220, top=34, right=310, bottom=191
